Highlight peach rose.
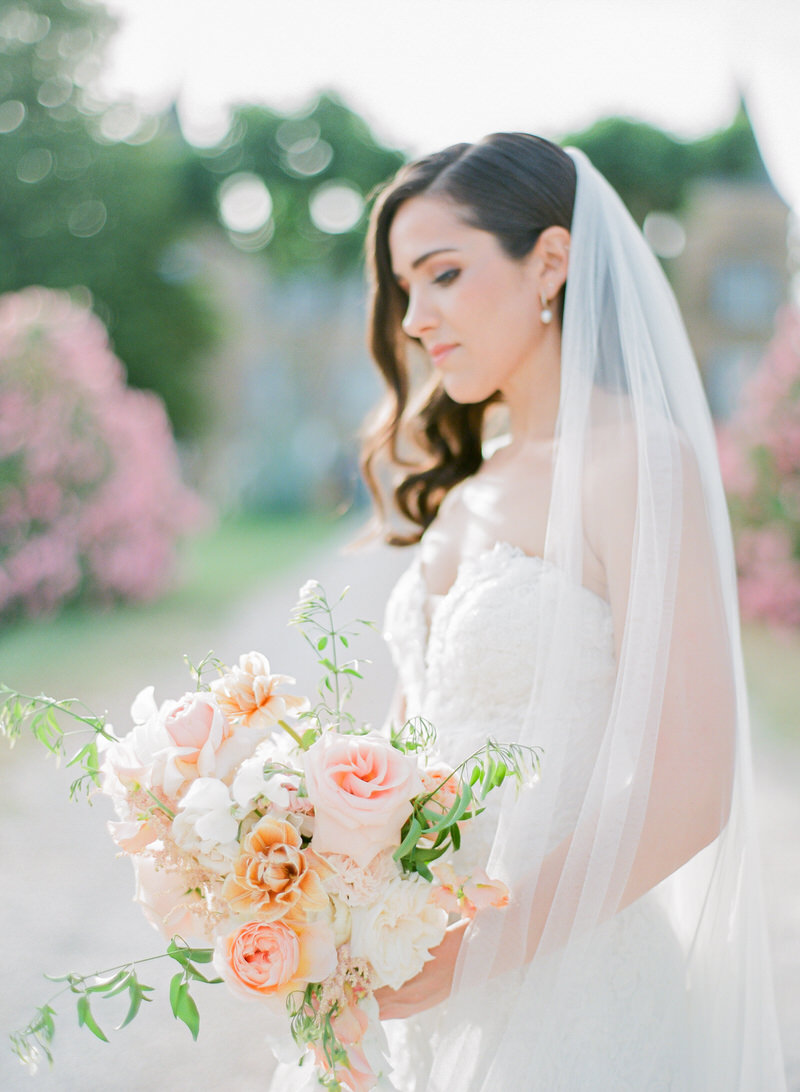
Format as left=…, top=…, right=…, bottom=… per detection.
left=211, top=651, right=308, bottom=731
left=214, top=918, right=336, bottom=1003
left=304, top=732, right=422, bottom=868
left=222, top=816, right=329, bottom=922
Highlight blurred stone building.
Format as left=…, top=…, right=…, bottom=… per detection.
left=668, top=178, right=791, bottom=418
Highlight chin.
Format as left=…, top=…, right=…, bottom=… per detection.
left=441, top=377, right=497, bottom=406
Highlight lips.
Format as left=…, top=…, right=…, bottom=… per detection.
left=428, top=343, right=458, bottom=367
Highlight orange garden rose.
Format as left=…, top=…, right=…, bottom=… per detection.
left=214, top=919, right=337, bottom=1003
left=222, top=816, right=329, bottom=922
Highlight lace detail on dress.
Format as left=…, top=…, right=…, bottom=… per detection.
left=382, top=541, right=693, bottom=1091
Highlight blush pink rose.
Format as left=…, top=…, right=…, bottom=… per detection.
left=162, top=692, right=233, bottom=791
left=304, top=732, right=422, bottom=868
left=214, top=919, right=336, bottom=1003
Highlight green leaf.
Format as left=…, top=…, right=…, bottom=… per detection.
left=317, top=636, right=328, bottom=651
left=168, top=942, right=214, bottom=964
left=410, top=844, right=449, bottom=864
left=117, top=979, right=154, bottom=1030
left=76, top=996, right=108, bottom=1042
left=394, top=816, right=424, bottom=860
left=170, top=971, right=184, bottom=1013
left=170, top=979, right=200, bottom=1040
left=85, top=970, right=129, bottom=995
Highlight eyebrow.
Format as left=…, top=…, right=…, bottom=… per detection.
left=393, top=247, right=460, bottom=283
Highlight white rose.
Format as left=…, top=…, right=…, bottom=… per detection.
left=349, top=875, right=448, bottom=990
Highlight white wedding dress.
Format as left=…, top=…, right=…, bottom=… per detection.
left=382, top=541, right=693, bottom=1091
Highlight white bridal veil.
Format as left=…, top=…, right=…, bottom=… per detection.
left=426, top=148, right=787, bottom=1091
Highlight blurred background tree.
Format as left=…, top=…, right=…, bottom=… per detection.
left=564, top=101, right=769, bottom=223
left=0, top=0, right=405, bottom=443
left=0, top=0, right=220, bottom=437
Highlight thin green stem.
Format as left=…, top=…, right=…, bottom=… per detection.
left=143, top=788, right=176, bottom=820
left=277, top=718, right=304, bottom=748
left=324, top=603, right=341, bottom=720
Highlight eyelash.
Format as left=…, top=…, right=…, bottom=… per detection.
left=433, top=269, right=459, bottom=286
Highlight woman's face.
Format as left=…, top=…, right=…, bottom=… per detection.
left=388, top=194, right=558, bottom=405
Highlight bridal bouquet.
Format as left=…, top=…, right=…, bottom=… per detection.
left=1, top=581, right=537, bottom=1091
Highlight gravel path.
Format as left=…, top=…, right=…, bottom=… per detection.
left=0, top=537, right=795, bottom=1091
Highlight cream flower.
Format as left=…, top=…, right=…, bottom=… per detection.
left=323, top=849, right=401, bottom=908
left=211, top=651, right=308, bottom=732
left=349, top=875, right=448, bottom=990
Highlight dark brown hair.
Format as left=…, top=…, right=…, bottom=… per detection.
left=361, top=132, right=576, bottom=545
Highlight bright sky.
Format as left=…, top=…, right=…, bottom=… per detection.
left=99, top=0, right=800, bottom=209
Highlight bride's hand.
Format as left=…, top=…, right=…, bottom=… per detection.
left=375, top=919, right=468, bottom=1020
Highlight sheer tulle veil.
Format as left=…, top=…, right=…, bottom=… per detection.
left=426, top=148, right=786, bottom=1091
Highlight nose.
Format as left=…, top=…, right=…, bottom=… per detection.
left=401, top=289, right=437, bottom=340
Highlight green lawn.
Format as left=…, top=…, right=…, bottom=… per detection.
left=741, top=623, right=800, bottom=742
left=0, top=512, right=340, bottom=705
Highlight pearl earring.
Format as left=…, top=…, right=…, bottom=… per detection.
left=540, top=292, right=553, bottom=325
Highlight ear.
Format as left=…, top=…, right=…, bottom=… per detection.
left=530, top=226, right=570, bottom=300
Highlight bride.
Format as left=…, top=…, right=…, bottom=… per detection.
left=357, top=134, right=786, bottom=1090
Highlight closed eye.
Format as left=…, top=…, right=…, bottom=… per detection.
left=433, top=268, right=460, bottom=286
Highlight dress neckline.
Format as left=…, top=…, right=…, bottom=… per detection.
left=416, top=541, right=611, bottom=617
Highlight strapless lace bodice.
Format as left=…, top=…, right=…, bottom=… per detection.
left=385, top=540, right=615, bottom=741
left=385, top=542, right=616, bottom=853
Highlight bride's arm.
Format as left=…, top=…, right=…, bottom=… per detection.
left=589, top=436, right=736, bottom=908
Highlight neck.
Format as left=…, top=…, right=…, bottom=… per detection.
left=503, top=324, right=562, bottom=444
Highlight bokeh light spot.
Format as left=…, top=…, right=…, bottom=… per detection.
left=309, top=181, right=364, bottom=234
left=276, top=119, right=320, bottom=150
left=643, top=212, right=686, bottom=259
left=0, top=8, right=50, bottom=44
left=68, top=200, right=107, bottom=238
left=218, top=173, right=273, bottom=234
left=37, top=76, right=73, bottom=110
left=178, top=98, right=233, bottom=149
left=98, top=104, right=143, bottom=143
left=286, top=137, right=333, bottom=178
left=0, top=100, right=25, bottom=134
left=17, top=148, right=53, bottom=184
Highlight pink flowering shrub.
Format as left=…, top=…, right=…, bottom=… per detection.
left=717, top=306, right=800, bottom=627
left=0, top=287, right=204, bottom=622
